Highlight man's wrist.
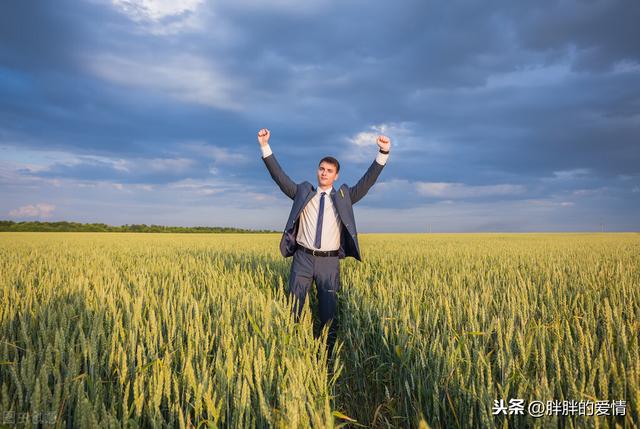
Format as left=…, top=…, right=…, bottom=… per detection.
left=378, top=148, right=390, bottom=154
left=260, top=144, right=272, bottom=158
left=375, top=150, right=389, bottom=165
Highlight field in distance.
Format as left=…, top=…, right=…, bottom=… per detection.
left=1, top=232, right=638, bottom=428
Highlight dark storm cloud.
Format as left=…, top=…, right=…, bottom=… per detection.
left=1, top=0, right=639, bottom=229
left=0, top=1, right=81, bottom=72
left=201, top=0, right=640, bottom=186
left=513, top=0, right=640, bottom=71
left=0, top=0, right=248, bottom=158
left=394, top=68, right=640, bottom=183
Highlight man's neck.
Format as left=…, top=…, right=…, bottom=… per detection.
left=317, top=184, right=333, bottom=193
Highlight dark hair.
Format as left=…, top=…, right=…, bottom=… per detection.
left=318, top=156, right=340, bottom=173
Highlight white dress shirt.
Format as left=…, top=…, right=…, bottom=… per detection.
left=260, top=144, right=389, bottom=251
left=296, top=186, right=341, bottom=251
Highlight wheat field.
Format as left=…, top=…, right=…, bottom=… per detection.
left=0, top=232, right=638, bottom=428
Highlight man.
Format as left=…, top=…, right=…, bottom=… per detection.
left=257, top=128, right=390, bottom=362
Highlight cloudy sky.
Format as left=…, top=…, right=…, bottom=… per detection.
left=1, top=0, right=639, bottom=232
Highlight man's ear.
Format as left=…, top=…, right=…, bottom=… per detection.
left=335, top=173, right=339, bottom=181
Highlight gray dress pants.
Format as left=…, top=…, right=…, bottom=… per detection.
left=288, top=248, right=341, bottom=359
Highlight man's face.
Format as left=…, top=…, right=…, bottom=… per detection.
left=317, top=161, right=339, bottom=188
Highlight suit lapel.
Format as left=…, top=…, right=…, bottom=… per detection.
left=300, top=185, right=316, bottom=212
left=306, top=186, right=316, bottom=202
left=330, top=186, right=349, bottom=225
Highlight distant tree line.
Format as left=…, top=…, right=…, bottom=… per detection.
left=0, top=220, right=277, bottom=233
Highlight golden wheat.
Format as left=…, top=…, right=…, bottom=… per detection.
left=0, top=232, right=638, bottom=428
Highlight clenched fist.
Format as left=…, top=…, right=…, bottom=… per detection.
left=377, top=135, right=391, bottom=152
left=257, top=128, right=270, bottom=147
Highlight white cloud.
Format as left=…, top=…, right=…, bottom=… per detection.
left=551, top=168, right=591, bottom=180
left=73, top=155, right=196, bottom=174
left=246, top=192, right=278, bottom=203
left=343, top=122, right=447, bottom=162
left=78, top=155, right=130, bottom=171
left=524, top=198, right=578, bottom=208
left=0, top=160, right=57, bottom=187
left=181, top=142, right=249, bottom=164
left=111, top=0, right=328, bottom=27
left=85, top=53, right=243, bottom=110
left=347, top=129, right=380, bottom=148
left=372, top=178, right=412, bottom=192
left=222, top=0, right=329, bottom=15
left=179, top=142, right=249, bottom=176
left=145, top=158, right=194, bottom=172
left=571, top=187, right=608, bottom=197
left=346, top=123, right=404, bottom=148
left=165, top=178, right=277, bottom=203
left=168, top=177, right=226, bottom=192
left=9, top=203, right=56, bottom=218
left=415, top=181, right=526, bottom=199
left=110, top=0, right=209, bottom=35
left=112, top=0, right=203, bottom=21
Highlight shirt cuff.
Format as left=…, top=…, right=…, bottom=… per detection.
left=375, top=150, right=389, bottom=165
left=260, top=144, right=273, bottom=158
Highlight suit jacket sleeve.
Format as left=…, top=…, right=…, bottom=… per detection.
left=262, top=153, right=297, bottom=200
left=349, top=158, right=385, bottom=204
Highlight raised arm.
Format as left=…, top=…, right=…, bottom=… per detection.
left=258, top=128, right=297, bottom=199
left=349, top=135, right=391, bottom=204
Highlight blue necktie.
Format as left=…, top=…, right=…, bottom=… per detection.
left=314, top=192, right=326, bottom=249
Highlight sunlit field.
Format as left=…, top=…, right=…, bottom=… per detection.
left=1, top=232, right=638, bottom=428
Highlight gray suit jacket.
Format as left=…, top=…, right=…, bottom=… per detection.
left=262, top=152, right=386, bottom=261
